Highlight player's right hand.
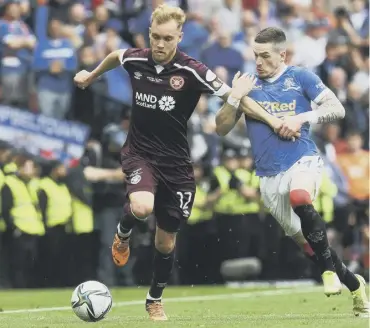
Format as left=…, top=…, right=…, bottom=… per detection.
left=271, top=117, right=301, bottom=141
left=277, top=116, right=304, bottom=140
left=74, top=70, right=94, bottom=89
left=230, top=71, right=257, bottom=100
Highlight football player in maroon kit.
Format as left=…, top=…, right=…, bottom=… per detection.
left=74, top=4, right=295, bottom=321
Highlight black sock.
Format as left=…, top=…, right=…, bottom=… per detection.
left=148, top=249, right=175, bottom=300
left=330, top=248, right=360, bottom=292
left=118, top=203, right=137, bottom=237
left=294, top=204, right=334, bottom=272
left=306, top=248, right=360, bottom=292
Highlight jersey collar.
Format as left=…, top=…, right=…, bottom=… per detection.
left=148, top=49, right=180, bottom=72
left=265, top=64, right=288, bottom=83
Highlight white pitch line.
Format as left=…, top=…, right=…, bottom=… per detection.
left=0, top=287, right=321, bottom=315
left=129, top=313, right=355, bottom=320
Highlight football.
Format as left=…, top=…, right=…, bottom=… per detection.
left=71, top=280, right=113, bottom=322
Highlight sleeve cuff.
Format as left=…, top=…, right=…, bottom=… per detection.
left=313, top=88, right=329, bottom=104
left=214, top=84, right=231, bottom=97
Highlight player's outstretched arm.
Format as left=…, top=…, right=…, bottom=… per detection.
left=278, top=70, right=346, bottom=138
left=215, top=72, right=283, bottom=136
left=74, top=49, right=126, bottom=89
left=83, top=166, right=125, bottom=182
left=298, top=89, right=345, bottom=124
left=279, top=89, right=346, bottom=138
left=215, top=91, right=244, bottom=136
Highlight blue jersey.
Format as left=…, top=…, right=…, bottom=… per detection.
left=246, top=66, right=328, bottom=177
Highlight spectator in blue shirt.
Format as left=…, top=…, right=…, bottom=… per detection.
left=61, top=3, right=86, bottom=49
left=130, top=7, right=151, bottom=48
left=33, top=18, right=77, bottom=119
left=232, top=25, right=258, bottom=75
left=178, top=20, right=209, bottom=60
left=95, top=19, right=132, bottom=125
left=0, top=0, right=35, bottom=108
left=201, top=32, right=244, bottom=85
left=83, top=17, right=99, bottom=47
left=100, top=19, right=132, bottom=106
left=93, top=5, right=109, bottom=32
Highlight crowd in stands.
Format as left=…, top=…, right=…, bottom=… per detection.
left=0, top=0, right=368, bottom=288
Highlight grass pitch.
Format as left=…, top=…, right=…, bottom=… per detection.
left=0, top=285, right=368, bottom=328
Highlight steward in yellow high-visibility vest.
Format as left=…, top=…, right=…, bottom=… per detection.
left=236, top=148, right=261, bottom=215
left=64, top=164, right=95, bottom=286
left=188, top=182, right=213, bottom=225
left=38, top=175, right=72, bottom=229
left=212, top=166, right=260, bottom=215
left=28, top=158, right=42, bottom=206
left=3, top=162, right=17, bottom=175
left=235, top=168, right=260, bottom=213
left=72, top=196, right=94, bottom=234
left=313, top=171, right=338, bottom=224
left=28, top=177, right=41, bottom=217
left=37, top=160, right=72, bottom=288
left=67, top=164, right=126, bottom=236
left=0, top=163, right=18, bottom=232
left=0, top=140, right=13, bottom=288
left=66, top=163, right=126, bottom=285
left=179, top=163, right=219, bottom=285
left=2, top=174, right=45, bottom=235
left=0, top=142, right=16, bottom=232
left=0, top=152, right=44, bottom=288
left=236, top=149, right=265, bottom=259
left=0, top=166, right=4, bottom=188
left=0, top=167, right=5, bottom=232
left=67, top=165, right=94, bottom=235
left=28, top=156, right=49, bottom=222
left=211, top=149, right=252, bottom=261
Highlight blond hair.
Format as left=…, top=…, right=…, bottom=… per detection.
left=151, top=4, right=186, bottom=29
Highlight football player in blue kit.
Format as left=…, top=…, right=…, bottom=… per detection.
left=216, top=27, right=369, bottom=317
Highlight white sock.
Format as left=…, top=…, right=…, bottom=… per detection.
left=117, top=223, right=131, bottom=239
left=146, top=292, right=161, bottom=301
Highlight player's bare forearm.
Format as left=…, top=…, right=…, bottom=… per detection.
left=90, top=50, right=125, bottom=80
left=216, top=90, right=281, bottom=136
left=298, top=90, right=345, bottom=124
left=106, top=168, right=126, bottom=182
left=239, top=96, right=280, bottom=128
left=215, top=97, right=243, bottom=136
left=83, top=167, right=125, bottom=182
left=314, top=91, right=345, bottom=123
left=216, top=72, right=279, bottom=136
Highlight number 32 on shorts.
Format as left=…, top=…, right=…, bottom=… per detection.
left=176, top=191, right=192, bottom=218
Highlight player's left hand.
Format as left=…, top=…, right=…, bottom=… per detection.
left=230, top=71, right=257, bottom=99
left=277, top=116, right=304, bottom=139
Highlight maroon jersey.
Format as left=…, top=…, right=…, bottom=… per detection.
left=120, top=48, right=229, bottom=166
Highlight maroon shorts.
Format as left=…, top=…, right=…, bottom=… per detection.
left=121, top=153, right=195, bottom=233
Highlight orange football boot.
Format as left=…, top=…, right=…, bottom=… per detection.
left=146, top=301, right=168, bottom=321
left=111, top=234, right=130, bottom=267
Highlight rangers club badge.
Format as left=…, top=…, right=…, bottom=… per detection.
left=170, top=76, right=185, bottom=90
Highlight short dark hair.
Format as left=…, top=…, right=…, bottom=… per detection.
left=255, top=27, right=286, bottom=44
